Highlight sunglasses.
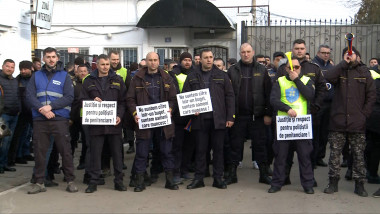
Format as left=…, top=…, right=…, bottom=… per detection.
left=287, top=65, right=300, bottom=70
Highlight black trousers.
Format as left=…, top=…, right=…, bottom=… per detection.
left=135, top=128, right=173, bottom=174
left=33, top=120, right=75, bottom=184
left=230, top=116, right=267, bottom=166
left=88, top=134, right=123, bottom=185
left=317, top=103, right=331, bottom=160
left=172, top=123, right=194, bottom=176
left=365, top=130, right=380, bottom=177
left=193, top=119, right=225, bottom=180
left=272, top=140, right=314, bottom=188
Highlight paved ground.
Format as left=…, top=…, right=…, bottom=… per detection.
left=0, top=142, right=379, bottom=214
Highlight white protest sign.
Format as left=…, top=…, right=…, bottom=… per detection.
left=176, top=89, right=213, bottom=116
left=276, top=115, right=313, bottom=140
left=82, top=101, right=117, bottom=125
left=136, top=102, right=172, bottom=129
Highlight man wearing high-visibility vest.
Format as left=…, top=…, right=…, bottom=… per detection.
left=269, top=56, right=315, bottom=194
left=108, top=51, right=134, bottom=169
left=168, top=52, right=196, bottom=184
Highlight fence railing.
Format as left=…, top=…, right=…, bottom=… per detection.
left=242, top=19, right=380, bottom=64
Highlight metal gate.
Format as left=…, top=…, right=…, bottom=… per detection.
left=242, top=19, right=380, bottom=64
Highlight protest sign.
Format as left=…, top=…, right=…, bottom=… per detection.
left=82, top=101, right=117, bottom=125
left=176, top=89, right=213, bottom=116
left=276, top=115, right=313, bottom=140
left=136, top=102, right=172, bottom=129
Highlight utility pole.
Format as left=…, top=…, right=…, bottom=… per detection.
left=252, top=0, right=256, bottom=25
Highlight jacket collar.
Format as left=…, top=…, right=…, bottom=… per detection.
left=89, top=69, right=117, bottom=79
left=136, top=67, right=171, bottom=82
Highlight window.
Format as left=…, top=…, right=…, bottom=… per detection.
left=56, top=47, right=90, bottom=67
left=154, top=47, right=189, bottom=66
left=104, top=48, right=138, bottom=69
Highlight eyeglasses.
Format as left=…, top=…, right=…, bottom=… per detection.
left=287, top=65, right=301, bottom=70
left=320, top=52, right=331, bottom=55
left=258, top=61, right=266, bottom=64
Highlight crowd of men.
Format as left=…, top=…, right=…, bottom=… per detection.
left=0, top=39, right=380, bottom=198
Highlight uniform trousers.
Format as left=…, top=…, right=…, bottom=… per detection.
left=135, top=128, right=173, bottom=174
left=88, top=134, right=123, bottom=185
left=193, top=119, right=225, bottom=180
left=271, top=139, right=314, bottom=188
left=229, top=116, right=267, bottom=166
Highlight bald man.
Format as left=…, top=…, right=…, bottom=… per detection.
left=126, top=52, right=178, bottom=192
left=226, top=43, right=273, bottom=185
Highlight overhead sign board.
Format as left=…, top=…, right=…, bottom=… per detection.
left=34, top=0, right=54, bottom=30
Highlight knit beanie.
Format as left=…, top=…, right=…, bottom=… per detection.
left=180, top=52, right=192, bottom=62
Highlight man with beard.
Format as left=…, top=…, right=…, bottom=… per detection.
left=10, top=61, right=34, bottom=165
left=168, top=52, right=195, bottom=184
left=26, top=47, right=77, bottom=194
left=323, top=46, right=376, bottom=197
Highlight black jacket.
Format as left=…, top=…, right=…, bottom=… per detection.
left=276, top=59, right=326, bottom=113
left=0, top=70, right=20, bottom=116
left=227, top=60, right=272, bottom=117
left=182, top=65, right=235, bottom=130
left=81, top=69, right=126, bottom=135
left=16, top=74, right=32, bottom=122
left=270, top=74, right=315, bottom=114
left=366, top=78, right=380, bottom=134
left=70, top=77, right=85, bottom=123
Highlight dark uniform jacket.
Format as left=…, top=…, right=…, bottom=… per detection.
left=366, top=77, right=380, bottom=134
left=227, top=60, right=272, bottom=117
left=16, top=74, right=32, bottom=122
left=182, top=65, right=235, bottom=130
left=270, top=74, right=315, bottom=114
left=324, top=60, right=376, bottom=133
left=126, top=67, right=177, bottom=140
left=70, top=77, right=85, bottom=124
left=168, top=65, right=194, bottom=125
left=277, top=59, right=326, bottom=113
left=82, top=69, right=126, bottom=135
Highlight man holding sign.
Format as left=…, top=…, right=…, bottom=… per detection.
left=126, top=52, right=178, bottom=192
left=183, top=49, right=235, bottom=190
left=82, top=54, right=127, bottom=193
left=269, top=56, right=315, bottom=194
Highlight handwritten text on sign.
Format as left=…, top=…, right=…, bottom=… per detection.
left=276, top=115, right=313, bottom=140
left=82, top=101, right=117, bottom=125
left=136, top=102, right=172, bottom=129
left=177, top=89, right=213, bottom=116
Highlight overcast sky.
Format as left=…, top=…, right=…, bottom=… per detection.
left=256, top=0, right=360, bottom=21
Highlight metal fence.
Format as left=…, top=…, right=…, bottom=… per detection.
left=242, top=19, right=380, bottom=64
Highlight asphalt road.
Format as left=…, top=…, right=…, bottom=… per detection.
left=0, top=142, right=379, bottom=214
